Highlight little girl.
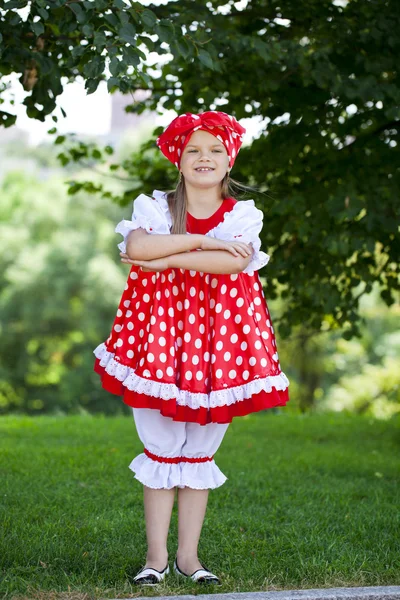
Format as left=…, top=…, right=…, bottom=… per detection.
left=93, top=110, right=290, bottom=586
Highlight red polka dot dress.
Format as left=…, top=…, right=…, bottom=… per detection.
left=93, top=190, right=290, bottom=425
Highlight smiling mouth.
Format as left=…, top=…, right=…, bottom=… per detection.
left=195, top=167, right=215, bottom=172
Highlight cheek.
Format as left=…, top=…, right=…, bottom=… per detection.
left=180, top=153, right=193, bottom=168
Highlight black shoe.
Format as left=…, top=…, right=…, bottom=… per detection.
left=133, top=563, right=169, bottom=586
left=173, top=557, right=221, bottom=585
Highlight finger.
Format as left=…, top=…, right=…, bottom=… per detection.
left=233, top=245, right=248, bottom=257
left=237, top=242, right=252, bottom=253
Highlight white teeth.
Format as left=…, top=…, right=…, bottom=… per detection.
left=196, top=168, right=213, bottom=171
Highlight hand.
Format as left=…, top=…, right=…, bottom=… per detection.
left=200, top=236, right=253, bottom=257
left=119, top=252, right=169, bottom=272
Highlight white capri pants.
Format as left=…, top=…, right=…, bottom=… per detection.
left=129, top=408, right=230, bottom=490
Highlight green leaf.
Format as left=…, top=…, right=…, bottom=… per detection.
left=175, top=37, right=191, bottom=59
left=4, top=0, right=28, bottom=7
left=0, top=110, right=17, bottom=128
left=140, top=8, right=157, bottom=28
left=69, top=3, right=88, bottom=24
left=56, top=152, right=69, bottom=166
left=82, top=23, right=94, bottom=37
left=138, top=35, right=155, bottom=53
left=122, top=46, right=140, bottom=67
left=198, top=48, right=213, bottom=69
left=113, top=0, right=127, bottom=8
left=119, top=10, right=130, bottom=25
left=85, top=78, right=100, bottom=95
left=155, top=19, right=175, bottom=44
left=107, top=77, right=120, bottom=92
left=93, top=32, right=107, bottom=49
left=9, top=12, right=22, bottom=26
left=118, top=23, right=136, bottom=45
left=71, top=45, right=86, bottom=59
left=83, top=57, right=105, bottom=79
left=67, top=182, right=84, bottom=195
left=109, top=57, right=124, bottom=77
left=104, top=12, right=119, bottom=28
left=46, top=22, right=60, bottom=36
left=36, top=7, right=49, bottom=19
left=31, top=21, right=45, bottom=37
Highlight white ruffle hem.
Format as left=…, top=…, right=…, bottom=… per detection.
left=129, top=453, right=227, bottom=490
left=94, top=342, right=290, bottom=410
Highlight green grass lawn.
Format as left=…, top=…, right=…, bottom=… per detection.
left=1, top=411, right=399, bottom=599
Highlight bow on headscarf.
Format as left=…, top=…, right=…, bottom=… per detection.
left=156, top=110, right=246, bottom=169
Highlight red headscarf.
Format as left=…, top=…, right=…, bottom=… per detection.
left=156, top=110, right=246, bottom=169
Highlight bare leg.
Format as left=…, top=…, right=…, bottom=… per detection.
left=176, top=487, right=209, bottom=575
left=143, top=485, right=176, bottom=570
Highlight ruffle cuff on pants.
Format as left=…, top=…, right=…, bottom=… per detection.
left=129, top=453, right=227, bottom=490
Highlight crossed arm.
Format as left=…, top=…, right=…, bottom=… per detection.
left=126, top=228, right=252, bottom=275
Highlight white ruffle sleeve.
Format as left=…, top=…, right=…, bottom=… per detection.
left=206, top=200, right=270, bottom=274
left=115, top=190, right=172, bottom=253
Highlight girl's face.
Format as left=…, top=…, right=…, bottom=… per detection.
left=179, top=129, right=230, bottom=189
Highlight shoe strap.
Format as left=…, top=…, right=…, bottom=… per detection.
left=134, top=567, right=167, bottom=580
left=191, top=568, right=218, bottom=581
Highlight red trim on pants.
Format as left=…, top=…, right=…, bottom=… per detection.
left=144, top=447, right=214, bottom=464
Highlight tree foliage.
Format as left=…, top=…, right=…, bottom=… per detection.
left=0, top=0, right=399, bottom=339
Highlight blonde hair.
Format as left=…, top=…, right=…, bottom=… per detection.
left=166, top=172, right=257, bottom=235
